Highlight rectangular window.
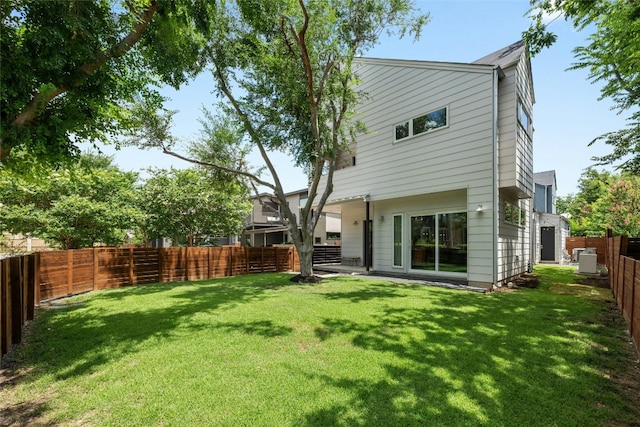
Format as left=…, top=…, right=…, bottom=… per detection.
left=504, top=201, right=525, bottom=227
left=394, top=107, right=448, bottom=142
left=393, top=215, right=402, bottom=267
left=504, top=202, right=513, bottom=224
left=261, top=201, right=279, bottom=215
left=413, top=108, right=448, bottom=136
left=517, top=100, right=532, bottom=135
left=326, top=232, right=341, bottom=241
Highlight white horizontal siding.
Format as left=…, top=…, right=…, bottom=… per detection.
left=498, top=66, right=518, bottom=189
left=323, top=60, right=496, bottom=204
left=496, top=195, right=531, bottom=283
left=498, top=53, right=535, bottom=198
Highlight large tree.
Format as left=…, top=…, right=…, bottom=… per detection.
left=524, top=0, right=640, bottom=174
left=0, top=153, right=140, bottom=249
left=0, top=0, right=216, bottom=166
left=138, top=167, right=251, bottom=247
left=556, top=168, right=640, bottom=236
left=591, top=175, right=640, bottom=237
left=131, top=0, right=428, bottom=282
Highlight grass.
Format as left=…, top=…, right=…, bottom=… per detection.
left=1, top=265, right=639, bottom=426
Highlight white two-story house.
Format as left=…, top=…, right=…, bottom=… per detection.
left=317, top=41, right=535, bottom=289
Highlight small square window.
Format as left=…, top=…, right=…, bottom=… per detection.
left=395, top=122, right=409, bottom=140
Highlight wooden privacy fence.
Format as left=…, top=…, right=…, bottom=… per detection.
left=565, top=236, right=606, bottom=264
left=605, top=233, right=640, bottom=354
left=2, top=246, right=299, bottom=359
left=1, top=255, right=37, bottom=360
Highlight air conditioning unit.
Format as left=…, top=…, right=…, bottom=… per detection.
left=572, top=248, right=585, bottom=263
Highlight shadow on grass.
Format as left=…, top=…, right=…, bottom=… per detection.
left=298, top=279, right=639, bottom=426
left=3, top=269, right=638, bottom=426
left=1, top=273, right=298, bottom=424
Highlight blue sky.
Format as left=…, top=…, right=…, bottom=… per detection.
left=104, top=0, right=628, bottom=197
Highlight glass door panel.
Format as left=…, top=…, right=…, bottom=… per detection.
left=411, top=215, right=435, bottom=271
left=438, top=213, right=467, bottom=273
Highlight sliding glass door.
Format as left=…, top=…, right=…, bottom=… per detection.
left=410, top=212, right=467, bottom=273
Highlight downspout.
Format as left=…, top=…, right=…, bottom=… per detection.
left=365, top=198, right=370, bottom=272
left=492, top=67, right=500, bottom=286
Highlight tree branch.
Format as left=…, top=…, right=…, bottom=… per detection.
left=211, top=60, right=285, bottom=196
left=4, top=1, right=159, bottom=160
left=161, top=145, right=275, bottom=190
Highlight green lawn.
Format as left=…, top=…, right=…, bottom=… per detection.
left=1, top=266, right=638, bottom=426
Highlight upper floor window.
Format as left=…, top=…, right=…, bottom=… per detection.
left=261, top=201, right=279, bottom=215
left=394, top=107, right=448, bottom=142
left=517, top=100, right=532, bottom=135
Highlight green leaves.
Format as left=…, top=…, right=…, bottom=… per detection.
left=558, top=168, right=640, bottom=237
left=0, top=152, right=140, bottom=249
left=524, top=0, right=640, bottom=174
left=138, top=167, right=252, bottom=246
left=0, top=0, right=218, bottom=166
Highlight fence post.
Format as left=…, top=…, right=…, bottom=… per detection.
left=26, top=255, right=34, bottom=320
left=93, top=248, right=99, bottom=291
left=129, top=247, right=135, bottom=286
left=33, top=252, right=40, bottom=306
left=67, top=250, right=74, bottom=296
left=1, top=258, right=11, bottom=356
left=10, top=257, right=22, bottom=345
left=158, top=248, right=164, bottom=283
left=184, top=247, right=190, bottom=282
left=208, top=247, right=213, bottom=279
left=629, top=261, right=636, bottom=342
left=245, top=247, right=250, bottom=275
left=228, top=247, right=233, bottom=277
left=22, top=256, right=31, bottom=323
left=633, top=263, right=639, bottom=351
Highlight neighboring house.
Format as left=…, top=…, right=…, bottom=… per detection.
left=531, top=170, right=571, bottom=264
left=243, top=188, right=341, bottom=247
left=1, top=232, right=51, bottom=254
left=317, top=41, right=534, bottom=289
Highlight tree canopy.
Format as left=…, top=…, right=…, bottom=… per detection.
left=130, top=0, right=429, bottom=281
left=138, top=167, right=251, bottom=247
left=557, top=168, right=640, bottom=237
left=0, top=0, right=217, bottom=166
left=524, top=0, right=640, bottom=174
left=0, top=153, right=140, bottom=249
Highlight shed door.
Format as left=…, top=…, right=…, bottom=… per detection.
left=541, top=226, right=555, bottom=261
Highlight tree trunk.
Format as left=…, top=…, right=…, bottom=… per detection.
left=297, top=239, right=314, bottom=279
